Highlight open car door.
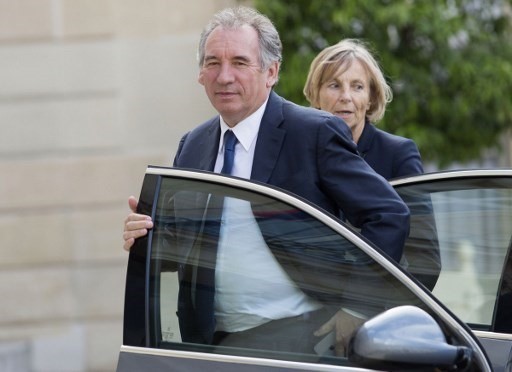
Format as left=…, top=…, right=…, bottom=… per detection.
left=117, top=166, right=492, bottom=372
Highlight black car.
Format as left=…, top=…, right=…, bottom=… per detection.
left=117, top=167, right=512, bottom=372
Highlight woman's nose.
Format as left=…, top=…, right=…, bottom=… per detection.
left=338, top=88, right=351, bottom=102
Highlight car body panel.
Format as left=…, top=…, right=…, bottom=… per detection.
left=391, top=170, right=512, bottom=372
left=117, top=345, right=377, bottom=372
left=476, top=334, right=512, bottom=372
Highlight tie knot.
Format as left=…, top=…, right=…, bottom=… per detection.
left=224, top=130, right=237, bottom=152
left=221, top=130, right=238, bottom=174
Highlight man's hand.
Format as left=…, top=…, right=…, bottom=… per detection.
left=123, top=196, right=153, bottom=251
left=314, top=308, right=366, bottom=356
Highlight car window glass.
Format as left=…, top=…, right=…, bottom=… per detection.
left=146, top=176, right=442, bottom=366
left=395, top=177, right=512, bottom=332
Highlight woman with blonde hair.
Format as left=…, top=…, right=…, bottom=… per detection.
left=304, top=38, right=423, bottom=179
left=305, top=40, right=442, bottom=292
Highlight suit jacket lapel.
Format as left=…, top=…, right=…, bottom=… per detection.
left=200, top=118, right=221, bottom=171
left=251, top=92, right=286, bottom=183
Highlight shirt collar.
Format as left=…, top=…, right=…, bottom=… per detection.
left=219, top=98, right=268, bottom=153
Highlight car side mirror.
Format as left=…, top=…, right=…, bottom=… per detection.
left=348, top=305, right=472, bottom=371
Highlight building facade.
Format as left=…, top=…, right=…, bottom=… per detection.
left=0, top=1, right=237, bottom=371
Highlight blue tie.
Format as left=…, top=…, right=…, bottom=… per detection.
left=221, top=130, right=237, bottom=175
left=193, top=130, right=237, bottom=342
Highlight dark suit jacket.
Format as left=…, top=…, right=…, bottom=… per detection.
left=174, top=92, right=409, bottom=260
left=357, top=121, right=424, bottom=181
left=172, top=92, right=410, bottom=343
left=356, top=122, right=441, bottom=290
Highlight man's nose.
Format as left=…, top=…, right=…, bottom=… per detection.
left=217, top=63, right=235, bottom=84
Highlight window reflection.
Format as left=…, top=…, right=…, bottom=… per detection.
left=396, top=179, right=512, bottom=330
left=149, top=177, right=425, bottom=364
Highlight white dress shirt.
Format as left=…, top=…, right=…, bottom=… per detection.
left=213, top=99, right=322, bottom=332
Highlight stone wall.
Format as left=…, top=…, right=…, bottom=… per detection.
left=0, top=0, right=237, bottom=371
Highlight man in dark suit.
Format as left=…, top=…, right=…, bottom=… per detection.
left=123, top=6, right=409, bottom=355
left=173, top=92, right=408, bottom=263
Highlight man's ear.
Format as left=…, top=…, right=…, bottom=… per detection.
left=198, top=69, right=205, bottom=86
left=266, top=62, right=280, bottom=88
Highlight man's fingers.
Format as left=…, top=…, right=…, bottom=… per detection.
left=128, top=196, right=138, bottom=213
left=123, top=197, right=150, bottom=252
left=122, top=214, right=153, bottom=252
left=335, top=328, right=351, bottom=348
left=334, top=343, right=346, bottom=357
left=314, top=316, right=336, bottom=337
left=123, top=238, right=135, bottom=252
left=122, top=227, right=150, bottom=251
left=123, top=227, right=148, bottom=240
left=123, top=219, right=152, bottom=242
left=124, top=216, right=153, bottom=231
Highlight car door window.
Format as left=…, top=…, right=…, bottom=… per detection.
left=394, top=176, right=512, bottom=332
left=148, top=177, right=421, bottom=364
left=121, top=169, right=487, bottom=370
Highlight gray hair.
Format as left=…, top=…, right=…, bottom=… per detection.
left=197, top=6, right=282, bottom=71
